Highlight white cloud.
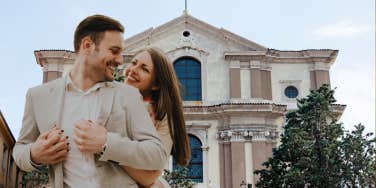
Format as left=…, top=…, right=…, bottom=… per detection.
left=331, top=68, right=375, bottom=134
left=314, top=21, right=371, bottom=38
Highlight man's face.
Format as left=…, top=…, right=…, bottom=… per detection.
left=86, top=31, right=124, bottom=82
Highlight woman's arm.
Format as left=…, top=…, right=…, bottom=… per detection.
left=122, top=166, right=162, bottom=187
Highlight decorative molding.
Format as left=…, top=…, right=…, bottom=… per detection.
left=216, top=128, right=279, bottom=142
left=34, top=50, right=75, bottom=67
left=167, top=46, right=209, bottom=62
left=123, top=13, right=266, bottom=51
left=310, top=62, right=331, bottom=71
left=183, top=101, right=287, bottom=117
left=225, top=49, right=338, bottom=65
left=240, top=61, right=250, bottom=69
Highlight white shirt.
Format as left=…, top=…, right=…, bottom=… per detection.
left=61, top=75, right=111, bottom=188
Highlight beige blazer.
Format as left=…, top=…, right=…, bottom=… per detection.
left=13, top=77, right=168, bottom=188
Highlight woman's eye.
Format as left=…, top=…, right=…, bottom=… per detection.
left=143, top=68, right=150, bottom=73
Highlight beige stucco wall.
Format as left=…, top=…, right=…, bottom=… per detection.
left=271, top=63, right=311, bottom=109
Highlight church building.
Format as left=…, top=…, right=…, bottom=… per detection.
left=34, top=13, right=345, bottom=188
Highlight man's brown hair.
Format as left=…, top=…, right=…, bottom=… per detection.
left=74, top=14, right=124, bottom=52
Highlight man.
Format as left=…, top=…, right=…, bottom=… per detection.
left=13, top=15, right=167, bottom=188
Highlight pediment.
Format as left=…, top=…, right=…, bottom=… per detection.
left=123, top=13, right=267, bottom=52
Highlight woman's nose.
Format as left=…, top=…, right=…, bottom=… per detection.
left=128, top=65, right=138, bottom=75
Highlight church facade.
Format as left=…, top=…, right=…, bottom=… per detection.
left=34, top=13, right=345, bottom=188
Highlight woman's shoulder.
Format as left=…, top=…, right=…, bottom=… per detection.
left=155, top=115, right=168, bottom=132
left=155, top=115, right=173, bottom=155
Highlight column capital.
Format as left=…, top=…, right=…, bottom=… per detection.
left=216, top=128, right=279, bottom=142
left=201, top=146, right=210, bottom=151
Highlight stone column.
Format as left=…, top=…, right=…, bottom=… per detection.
left=43, top=71, right=62, bottom=83
left=310, top=70, right=330, bottom=89
left=245, top=142, right=254, bottom=185
left=231, top=142, right=246, bottom=188
left=221, top=142, right=232, bottom=188
left=42, top=61, right=64, bottom=83
left=240, top=61, right=251, bottom=99
left=252, top=141, right=274, bottom=184
left=250, top=61, right=272, bottom=99
left=310, top=62, right=331, bottom=90
left=261, top=70, right=272, bottom=100
left=202, top=146, right=209, bottom=187
left=229, top=60, right=241, bottom=99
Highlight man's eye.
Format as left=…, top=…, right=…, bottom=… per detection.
left=111, top=49, right=120, bottom=54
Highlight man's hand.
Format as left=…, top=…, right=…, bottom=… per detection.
left=74, top=120, right=107, bottom=154
left=30, top=126, right=69, bottom=165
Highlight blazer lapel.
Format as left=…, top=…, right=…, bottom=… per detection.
left=43, top=78, right=66, bottom=188
left=96, top=86, right=115, bottom=127
left=51, top=78, right=67, bottom=128
left=38, top=77, right=67, bottom=132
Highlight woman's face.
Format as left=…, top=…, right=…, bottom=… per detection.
left=124, top=51, right=158, bottom=95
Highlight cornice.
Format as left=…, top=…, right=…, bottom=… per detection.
left=123, top=13, right=266, bottom=51
left=34, top=49, right=75, bottom=67
left=183, top=101, right=287, bottom=118
left=224, top=49, right=339, bottom=64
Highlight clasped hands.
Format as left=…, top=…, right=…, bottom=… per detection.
left=30, top=120, right=107, bottom=165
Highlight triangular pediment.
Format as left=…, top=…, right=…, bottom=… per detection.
left=123, top=13, right=267, bottom=52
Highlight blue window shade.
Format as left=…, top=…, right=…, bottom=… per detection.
left=173, top=135, right=203, bottom=183
left=173, top=58, right=202, bottom=101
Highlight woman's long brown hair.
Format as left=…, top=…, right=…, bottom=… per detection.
left=135, top=47, right=191, bottom=166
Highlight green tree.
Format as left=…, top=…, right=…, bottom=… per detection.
left=340, top=124, right=376, bottom=187
left=163, top=167, right=196, bottom=188
left=255, top=85, right=345, bottom=188
left=113, top=67, right=124, bottom=82
left=21, top=166, right=49, bottom=188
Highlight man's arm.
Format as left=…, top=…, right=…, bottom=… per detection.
left=13, top=89, right=41, bottom=172
left=74, top=87, right=168, bottom=170
left=13, top=89, right=69, bottom=172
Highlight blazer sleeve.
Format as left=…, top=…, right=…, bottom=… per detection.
left=12, top=89, right=40, bottom=172
left=155, top=116, right=173, bottom=157
left=99, top=88, right=168, bottom=170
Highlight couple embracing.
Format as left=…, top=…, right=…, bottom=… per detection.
left=13, top=14, right=190, bottom=188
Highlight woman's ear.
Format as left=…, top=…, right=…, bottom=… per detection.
left=151, top=84, right=159, bottom=91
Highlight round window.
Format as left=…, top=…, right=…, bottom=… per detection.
left=183, top=30, right=190, bottom=37
left=284, top=86, right=299, bottom=98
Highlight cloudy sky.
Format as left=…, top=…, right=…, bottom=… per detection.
left=0, top=0, right=374, bottom=138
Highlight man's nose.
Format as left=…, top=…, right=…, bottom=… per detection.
left=115, top=54, right=124, bottom=65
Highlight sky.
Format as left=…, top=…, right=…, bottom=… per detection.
left=0, top=0, right=374, bottom=139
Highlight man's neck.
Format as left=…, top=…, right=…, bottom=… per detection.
left=70, top=62, right=98, bottom=91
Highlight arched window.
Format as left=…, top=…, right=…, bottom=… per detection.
left=173, top=134, right=203, bottom=183
left=173, top=57, right=202, bottom=101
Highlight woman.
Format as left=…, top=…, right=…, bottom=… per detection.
left=122, top=47, right=191, bottom=187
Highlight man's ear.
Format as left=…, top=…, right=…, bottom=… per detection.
left=81, top=36, right=95, bottom=54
